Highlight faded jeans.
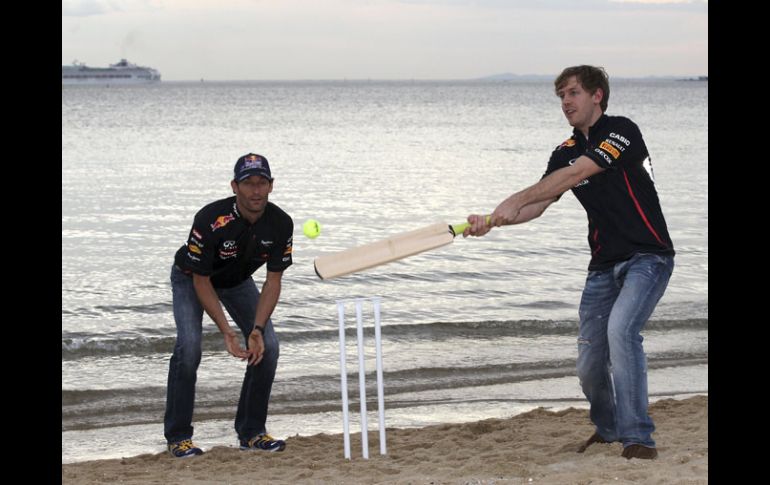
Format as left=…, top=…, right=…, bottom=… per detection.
left=576, top=253, right=674, bottom=448
left=164, top=265, right=280, bottom=444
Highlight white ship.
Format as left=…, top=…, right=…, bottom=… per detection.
left=62, top=59, right=161, bottom=85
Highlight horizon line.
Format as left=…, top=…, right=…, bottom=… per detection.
left=157, top=75, right=708, bottom=82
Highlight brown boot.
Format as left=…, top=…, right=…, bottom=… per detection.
left=621, top=444, right=658, bottom=460
left=577, top=432, right=610, bottom=453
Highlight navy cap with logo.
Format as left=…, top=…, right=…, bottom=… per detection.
left=234, top=153, right=273, bottom=182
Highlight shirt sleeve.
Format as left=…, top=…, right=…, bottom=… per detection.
left=180, top=215, right=216, bottom=276
left=266, top=218, right=293, bottom=272
left=540, top=141, right=572, bottom=201
left=584, top=118, right=645, bottom=169
left=543, top=146, right=563, bottom=178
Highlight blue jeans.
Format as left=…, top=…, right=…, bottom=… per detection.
left=576, top=253, right=674, bottom=448
left=164, top=265, right=280, bottom=444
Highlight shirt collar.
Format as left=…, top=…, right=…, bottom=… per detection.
left=572, top=113, right=608, bottom=142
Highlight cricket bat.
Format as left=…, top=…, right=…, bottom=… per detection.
left=314, top=218, right=484, bottom=280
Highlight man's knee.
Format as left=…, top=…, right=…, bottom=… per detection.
left=173, top=337, right=203, bottom=371
left=261, top=338, right=280, bottom=365
left=576, top=338, right=607, bottom=385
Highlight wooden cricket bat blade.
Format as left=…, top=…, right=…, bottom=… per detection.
left=314, top=221, right=467, bottom=280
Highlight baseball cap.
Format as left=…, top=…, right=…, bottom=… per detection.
left=234, top=153, right=273, bottom=182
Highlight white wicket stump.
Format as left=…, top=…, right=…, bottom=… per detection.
left=336, top=298, right=386, bottom=460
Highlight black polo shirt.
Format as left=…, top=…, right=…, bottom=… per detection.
left=174, top=197, right=293, bottom=288
left=544, top=114, right=674, bottom=271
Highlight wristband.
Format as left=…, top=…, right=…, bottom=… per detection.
left=253, top=325, right=265, bottom=335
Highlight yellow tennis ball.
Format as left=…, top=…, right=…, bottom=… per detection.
left=302, top=219, right=321, bottom=239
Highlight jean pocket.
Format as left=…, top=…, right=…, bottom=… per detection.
left=634, top=253, right=674, bottom=281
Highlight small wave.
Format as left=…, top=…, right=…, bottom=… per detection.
left=63, top=302, right=172, bottom=317
left=95, top=302, right=172, bottom=314
left=62, top=351, right=707, bottom=431
left=62, top=318, right=708, bottom=360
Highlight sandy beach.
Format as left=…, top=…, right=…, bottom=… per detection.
left=62, top=394, right=707, bottom=484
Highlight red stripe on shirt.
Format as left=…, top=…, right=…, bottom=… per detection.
left=623, top=170, right=667, bottom=247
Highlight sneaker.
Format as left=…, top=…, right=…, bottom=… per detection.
left=621, top=444, right=658, bottom=460
left=168, top=439, right=204, bottom=458
left=239, top=433, right=286, bottom=452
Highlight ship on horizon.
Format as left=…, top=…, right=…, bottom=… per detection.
left=62, top=59, right=161, bottom=85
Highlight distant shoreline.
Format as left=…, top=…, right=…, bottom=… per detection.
left=97, top=76, right=709, bottom=84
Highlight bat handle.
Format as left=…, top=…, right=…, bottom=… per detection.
left=449, top=215, right=491, bottom=236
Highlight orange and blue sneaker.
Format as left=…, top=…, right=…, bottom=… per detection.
left=239, top=433, right=286, bottom=452
left=167, top=439, right=203, bottom=458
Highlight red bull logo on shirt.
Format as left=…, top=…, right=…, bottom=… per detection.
left=559, top=138, right=576, bottom=149
left=211, top=214, right=235, bottom=232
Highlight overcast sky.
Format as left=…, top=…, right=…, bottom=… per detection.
left=62, top=0, right=708, bottom=81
